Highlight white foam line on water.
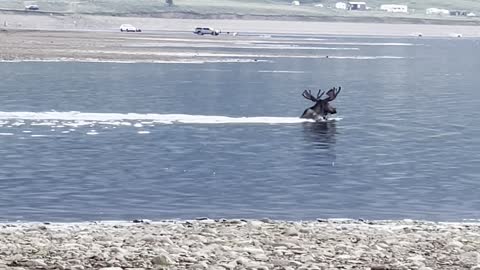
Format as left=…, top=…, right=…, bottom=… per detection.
left=0, top=112, right=319, bottom=125
left=76, top=50, right=405, bottom=60
left=126, top=37, right=415, bottom=47
left=0, top=58, right=268, bottom=64
left=249, top=40, right=418, bottom=46
left=1, top=55, right=403, bottom=64
left=258, top=70, right=307, bottom=74
left=119, top=37, right=233, bottom=43
left=126, top=43, right=360, bottom=51
left=328, top=56, right=405, bottom=59
left=308, top=42, right=417, bottom=46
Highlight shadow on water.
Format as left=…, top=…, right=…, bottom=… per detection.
left=301, top=121, right=337, bottom=150
left=300, top=121, right=338, bottom=172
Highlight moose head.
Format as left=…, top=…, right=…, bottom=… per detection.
left=300, top=87, right=341, bottom=121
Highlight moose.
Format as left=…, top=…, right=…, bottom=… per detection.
left=300, top=87, right=341, bottom=121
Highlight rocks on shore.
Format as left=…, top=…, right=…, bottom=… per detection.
left=0, top=219, right=479, bottom=270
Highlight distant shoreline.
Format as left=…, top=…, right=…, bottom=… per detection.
left=1, top=12, right=479, bottom=37
left=0, top=16, right=475, bottom=64
left=1, top=9, right=480, bottom=26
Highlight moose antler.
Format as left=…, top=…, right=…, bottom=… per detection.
left=324, top=87, right=341, bottom=102
left=302, top=89, right=316, bottom=102
left=316, top=89, right=325, bottom=100
left=302, top=89, right=325, bottom=102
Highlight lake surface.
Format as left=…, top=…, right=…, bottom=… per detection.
left=1, top=35, right=479, bottom=222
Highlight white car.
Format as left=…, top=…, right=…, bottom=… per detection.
left=120, top=24, right=141, bottom=32
left=25, top=4, right=39, bottom=10
left=193, top=27, right=220, bottom=36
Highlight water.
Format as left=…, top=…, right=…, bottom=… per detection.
left=1, top=36, right=480, bottom=222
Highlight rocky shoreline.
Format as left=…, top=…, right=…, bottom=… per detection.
left=1, top=219, right=479, bottom=270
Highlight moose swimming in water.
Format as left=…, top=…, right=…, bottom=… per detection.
left=300, top=86, right=341, bottom=121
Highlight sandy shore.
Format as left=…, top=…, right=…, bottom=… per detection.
left=0, top=219, right=479, bottom=270
left=0, top=28, right=413, bottom=63
left=0, top=29, right=277, bottom=63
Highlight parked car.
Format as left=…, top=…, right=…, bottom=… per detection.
left=193, top=27, right=220, bottom=36
left=120, top=24, right=141, bottom=32
left=25, top=4, right=39, bottom=10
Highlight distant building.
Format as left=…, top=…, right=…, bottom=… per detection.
left=335, top=2, right=347, bottom=9
left=291, top=0, right=300, bottom=6
left=380, top=4, right=408, bottom=13
left=426, top=8, right=449, bottom=15
left=348, top=1, right=367, bottom=10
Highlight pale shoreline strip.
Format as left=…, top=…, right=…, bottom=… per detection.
left=1, top=219, right=479, bottom=270
left=1, top=13, right=480, bottom=37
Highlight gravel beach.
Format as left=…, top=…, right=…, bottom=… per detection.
left=1, top=219, right=480, bottom=270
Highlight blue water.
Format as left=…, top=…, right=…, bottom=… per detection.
left=1, top=36, right=479, bottom=222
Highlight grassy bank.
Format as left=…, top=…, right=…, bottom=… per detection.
left=1, top=0, right=480, bottom=25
